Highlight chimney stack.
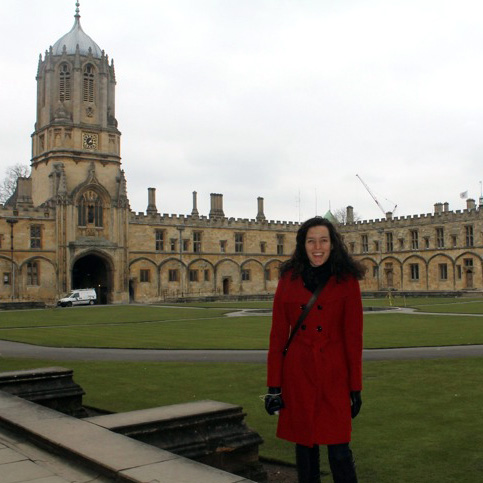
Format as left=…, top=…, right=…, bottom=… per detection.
left=209, top=193, right=225, bottom=218
left=346, top=206, right=354, bottom=224
left=146, top=187, right=157, bottom=215
left=191, top=191, right=199, bottom=217
left=467, top=198, right=476, bottom=211
left=434, top=202, right=443, bottom=215
left=256, top=197, right=266, bottom=222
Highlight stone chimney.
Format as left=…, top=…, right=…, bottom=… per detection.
left=434, top=202, right=443, bottom=215
left=443, top=202, right=449, bottom=212
left=209, top=193, right=225, bottom=218
left=191, top=191, right=199, bottom=217
left=466, top=198, right=476, bottom=211
left=256, top=197, right=266, bottom=222
left=386, top=211, right=393, bottom=220
left=146, top=187, right=158, bottom=215
left=346, top=206, right=354, bottom=224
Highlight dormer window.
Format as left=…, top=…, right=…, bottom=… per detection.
left=59, top=63, right=71, bottom=101
left=83, top=64, right=95, bottom=102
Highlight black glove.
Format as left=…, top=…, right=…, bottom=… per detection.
left=350, top=391, right=362, bottom=419
left=264, top=387, right=284, bottom=415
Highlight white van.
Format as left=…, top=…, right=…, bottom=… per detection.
left=57, top=288, right=97, bottom=307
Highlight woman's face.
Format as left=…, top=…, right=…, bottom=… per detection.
left=305, top=225, right=332, bottom=267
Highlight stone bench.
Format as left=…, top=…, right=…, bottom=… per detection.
left=0, top=390, right=254, bottom=482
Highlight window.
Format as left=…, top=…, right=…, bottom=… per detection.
left=183, top=240, right=189, bottom=252
left=3, top=273, right=11, bottom=285
left=410, top=263, right=419, bottom=281
left=424, top=237, right=430, bottom=249
left=220, top=240, right=227, bottom=253
left=439, top=264, right=448, bottom=280
left=78, top=191, right=103, bottom=227
left=451, top=235, right=457, bottom=248
left=30, top=225, right=42, bottom=249
left=168, top=269, right=179, bottom=282
left=465, top=225, right=474, bottom=247
left=373, top=266, right=379, bottom=278
left=260, top=242, right=266, bottom=253
left=235, top=233, right=244, bottom=253
left=456, top=265, right=462, bottom=279
left=361, top=235, right=368, bottom=253
left=398, top=238, right=404, bottom=250
left=349, top=242, right=355, bottom=253
left=410, top=230, right=419, bottom=250
left=265, top=269, right=271, bottom=281
left=241, top=269, right=250, bottom=281
left=204, top=270, right=210, bottom=282
left=276, top=235, right=284, bottom=255
left=59, top=63, right=71, bottom=101
left=27, top=261, right=39, bottom=285
left=170, top=239, right=177, bottom=252
left=193, top=232, right=202, bottom=253
left=374, top=240, right=380, bottom=252
left=189, top=269, right=198, bottom=282
left=436, top=228, right=444, bottom=248
left=155, top=230, right=164, bottom=251
left=83, top=64, right=95, bottom=102
left=464, top=258, right=474, bottom=268
left=385, top=232, right=393, bottom=252
left=140, top=269, right=150, bottom=282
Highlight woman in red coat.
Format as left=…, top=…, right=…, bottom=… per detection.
left=265, top=217, right=365, bottom=483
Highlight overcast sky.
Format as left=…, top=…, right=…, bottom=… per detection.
left=1, top=0, right=482, bottom=222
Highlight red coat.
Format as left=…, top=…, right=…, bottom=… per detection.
left=267, top=271, right=363, bottom=446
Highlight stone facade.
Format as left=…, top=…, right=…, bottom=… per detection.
left=0, top=7, right=482, bottom=305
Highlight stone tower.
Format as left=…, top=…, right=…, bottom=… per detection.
left=31, top=1, right=122, bottom=206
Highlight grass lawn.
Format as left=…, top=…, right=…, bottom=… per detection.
left=0, top=305, right=482, bottom=349
left=0, top=356, right=481, bottom=483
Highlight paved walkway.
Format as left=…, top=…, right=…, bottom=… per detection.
left=0, top=339, right=482, bottom=363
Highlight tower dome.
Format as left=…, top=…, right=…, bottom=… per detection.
left=51, top=2, right=102, bottom=58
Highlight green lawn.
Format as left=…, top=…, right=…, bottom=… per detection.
left=0, top=356, right=481, bottom=483
left=0, top=305, right=482, bottom=349
left=0, top=299, right=482, bottom=482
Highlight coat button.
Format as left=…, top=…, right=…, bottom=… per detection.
left=300, top=304, right=306, bottom=310
left=301, top=325, right=306, bottom=330
left=316, top=326, right=323, bottom=332
left=317, top=305, right=323, bottom=310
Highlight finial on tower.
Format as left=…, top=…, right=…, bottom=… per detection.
left=75, top=1, right=80, bottom=19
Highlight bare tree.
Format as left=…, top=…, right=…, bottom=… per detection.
left=333, top=207, right=361, bottom=224
left=0, top=163, right=30, bottom=204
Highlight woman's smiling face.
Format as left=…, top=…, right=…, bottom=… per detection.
left=305, top=225, right=331, bottom=267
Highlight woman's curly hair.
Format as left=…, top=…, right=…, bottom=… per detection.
left=280, top=216, right=366, bottom=281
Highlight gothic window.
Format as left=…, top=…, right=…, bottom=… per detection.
left=193, top=232, right=202, bottom=253
left=276, top=235, right=284, bottom=255
left=140, top=269, right=150, bottom=282
left=168, top=269, right=179, bottom=282
left=155, top=230, right=164, bottom=251
left=361, top=235, right=368, bottom=253
left=436, top=228, right=445, bottom=248
left=465, top=225, right=474, bottom=247
left=439, top=264, right=448, bottom=280
left=78, top=190, right=103, bottom=227
left=241, top=269, right=251, bottom=281
left=30, top=225, right=42, bottom=249
left=410, top=263, right=419, bottom=281
left=27, top=261, right=39, bottom=286
left=235, top=233, right=244, bottom=253
left=410, top=230, right=419, bottom=249
left=83, top=64, right=95, bottom=102
left=189, top=270, right=199, bottom=282
left=59, top=63, right=71, bottom=101
left=385, top=232, right=393, bottom=252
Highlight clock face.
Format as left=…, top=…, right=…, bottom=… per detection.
left=82, top=133, right=98, bottom=150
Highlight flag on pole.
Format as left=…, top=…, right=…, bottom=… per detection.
left=460, top=190, right=468, bottom=199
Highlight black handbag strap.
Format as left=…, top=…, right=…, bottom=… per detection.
left=282, top=280, right=325, bottom=356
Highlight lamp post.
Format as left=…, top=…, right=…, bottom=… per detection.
left=6, top=218, right=18, bottom=301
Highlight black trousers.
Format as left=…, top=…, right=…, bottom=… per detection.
left=295, top=443, right=358, bottom=483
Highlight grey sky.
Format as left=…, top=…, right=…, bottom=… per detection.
left=1, top=0, right=482, bottom=222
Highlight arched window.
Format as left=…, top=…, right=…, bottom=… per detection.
left=83, top=64, right=95, bottom=102
left=59, top=63, right=71, bottom=101
left=78, top=190, right=103, bottom=227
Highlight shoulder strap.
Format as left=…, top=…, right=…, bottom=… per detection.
left=282, top=280, right=326, bottom=357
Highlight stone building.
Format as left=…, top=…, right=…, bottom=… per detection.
left=0, top=5, right=482, bottom=305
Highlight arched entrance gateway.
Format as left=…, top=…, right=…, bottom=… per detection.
left=72, top=253, right=112, bottom=304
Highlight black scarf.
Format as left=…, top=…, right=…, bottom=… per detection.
left=302, top=261, right=332, bottom=293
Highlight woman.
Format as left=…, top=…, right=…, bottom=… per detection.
left=265, top=216, right=365, bottom=483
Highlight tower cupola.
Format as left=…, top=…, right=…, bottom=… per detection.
left=52, top=2, right=102, bottom=58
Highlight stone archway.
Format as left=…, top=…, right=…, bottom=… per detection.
left=72, top=253, right=111, bottom=304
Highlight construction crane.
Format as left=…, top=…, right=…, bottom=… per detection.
left=356, top=174, right=397, bottom=217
